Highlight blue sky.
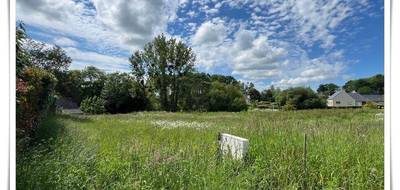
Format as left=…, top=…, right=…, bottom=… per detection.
left=16, top=0, right=384, bottom=90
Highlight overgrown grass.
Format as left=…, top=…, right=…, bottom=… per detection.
left=17, top=109, right=384, bottom=189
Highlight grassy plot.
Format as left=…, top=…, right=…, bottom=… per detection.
left=17, top=109, right=384, bottom=189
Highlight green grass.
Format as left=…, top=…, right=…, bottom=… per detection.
left=17, top=109, right=384, bottom=189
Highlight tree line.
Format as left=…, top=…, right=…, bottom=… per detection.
left=16, top=23, right=384, bottom=143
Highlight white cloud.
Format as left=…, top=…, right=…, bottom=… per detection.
left=17, top=0, right=185, bottom=52
left=53, top=37, right=78, bottom=47
left=64, top=47, right=130, bottom=72
left=191, top=20, right=227, bottom=45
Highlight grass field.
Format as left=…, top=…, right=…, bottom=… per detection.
left=17, top=109, right=384, bottom=189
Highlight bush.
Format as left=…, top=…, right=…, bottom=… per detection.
left=80, top=96, right=106, bottom=114
left=363, top=101, right=378, bottom=109
left=282, top=102, right=296, bottom=111
left=17, top=67, right=57, bottom=139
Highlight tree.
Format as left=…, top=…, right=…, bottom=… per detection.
left=317, top=83, right=339, bottom=97
left=178, top=72, right=211, bottom=111
left=129, top=34, right=195, bottom=112
left=207, top=81, right=247, bottom=112
left=55, top=70, right=84, bottom=104
left=25, top=40, right=72, bottom=73
left=101, top=73, right=150, bottom=113
left=248, top=88, right=261, bottom=102
left=343, top=74, right=384, bottom=94
left=276, top=87, right=326, bottom=109
left=81, top=66, right=106, bottom=99
left=16, top=22, right=31, bottom=77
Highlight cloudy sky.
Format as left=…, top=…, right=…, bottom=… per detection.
left=16, top=0, right=384, bottom=89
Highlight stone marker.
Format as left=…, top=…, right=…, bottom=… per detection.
left=218, top=133, right=249, bottom=160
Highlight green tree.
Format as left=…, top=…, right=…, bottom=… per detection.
left=343, top=74, right=384, bottom=94
left=81, top=66, right=106, bottom=99
left=317, top=83, right=339, bottom=97
left=101, top=73, right=150, bottom=113
left=207, top=81, right=247, bottom=112
left=129, top=34, right=195, bottom=112
left=55, top=70, right=84, bottom=104
left=25, top=40, right=72, bottom=73
left=178, top=72, right=211, bottom=111
left=276, top=87, right=325, bottom=109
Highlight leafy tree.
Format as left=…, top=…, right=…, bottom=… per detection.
left=16, top=22, right=31, bottom=77
left=343, top=74, right=384, bottom=94
left=25, top=40, right=72, bottom=73
left=317, top=83, right=339, bottom=97
left=276, top=87, right=325, bottom=109
left=248, top=88, right=261, bottom=102
left=178, top=72, right=211, bottom=111
left=80, top=96, right=106, bottom=114
left=130, top=34, right=195, bottom=112
left=207, top=81, right=247, bottom=112
left=81, top=66, right=106, bottom=99
left=211, top=74, right=239, bottom=86
left=101, top=73, right=150, bottom=113
left=55, top=70, right=84, bottom=104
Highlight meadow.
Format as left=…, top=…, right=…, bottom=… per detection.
left=17, top=109, right=384, bottom=189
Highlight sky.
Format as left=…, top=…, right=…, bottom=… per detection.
left=16, top=0, right=384, bottom=90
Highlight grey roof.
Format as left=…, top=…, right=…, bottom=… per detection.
left=327, top=90, right=345, bottom=100
left=348, top=92, right=369, bottom=102
left=363, top=94, right=384, bottom=102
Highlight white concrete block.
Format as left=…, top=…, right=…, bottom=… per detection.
left=219, top=133, right=249, bottom=160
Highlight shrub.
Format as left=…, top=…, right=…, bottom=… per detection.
left=16, top=67, right=57, bottom=139
left=80, top=96, right=106, bottom=114
left=282, top=102, right=296, bottom=111
left=363, top=101, right=378, bottom=109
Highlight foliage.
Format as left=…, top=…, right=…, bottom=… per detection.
left=178, top=72, right=211, bottom=111
left=363, top=101, right=378, bottom=109
left=54, top=70, right=84, bottom=104
left=343, top=74, right=384, bottom=94
left=276, top=87, right=326, bottom=109
left=317, top=83, right=340, bottom=97
left=80, top=96, right=106, bottom=114
left=16, top=67, right=57, bottom=139
left=207, top=81, right=248, bottom=112
left=16, top=23, right=31, bottom=77
left=282, top=101, right=296, bottom=111
left=24, top=40, right=72, bottom=73
left=81, top=66, right=107, bottom=99
left=101, top=73, right=150, bottom=113
left=130, top=34, right=196, bottom=112
left=248, top=88, right=261, bottom=102
left=17, top=110, right=384, bottom=189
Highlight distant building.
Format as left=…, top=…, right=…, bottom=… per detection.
left=327, top=90, right=384, bottom=108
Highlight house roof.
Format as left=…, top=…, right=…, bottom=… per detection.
left=363, top=94, right=384, bottom=102
left=327, top=90, right=345, bottom=100
left=348, top=92, right=369, bottom=102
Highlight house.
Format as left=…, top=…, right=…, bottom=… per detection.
left=327, top=90, right=384, bottom=108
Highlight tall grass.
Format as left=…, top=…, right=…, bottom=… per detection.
left=17, top=109, right=384, bottom=189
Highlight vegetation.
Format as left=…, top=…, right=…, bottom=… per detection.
left=275, top=87, right=326, bottom=110
left=17, top=109, right=383, bottom=189
left=363, top=101, right=379, bottom=109
left=130, top=34, right=196, bottom=112
left=343, top=74, right=384, bottom=94
left=317, top=83, right=340, bottom=97
left=16, top=23, right=70, bottom=146
left=101, top=73, right=150, bottom=113
left=80, top=96, right=106, bottom=114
